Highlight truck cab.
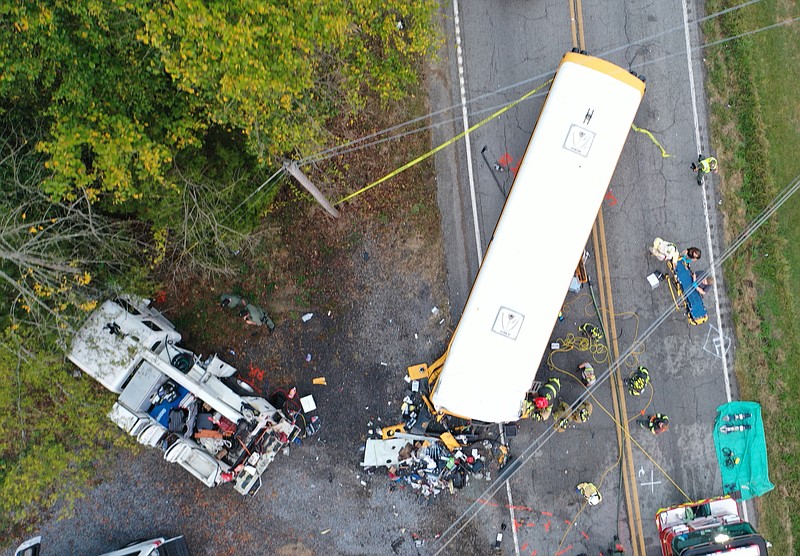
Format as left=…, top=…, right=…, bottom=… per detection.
left=656, top=497, right=770, bottom=555
left=68, top=298, right=299, bottom=495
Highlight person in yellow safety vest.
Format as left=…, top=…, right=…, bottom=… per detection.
left=626, top=366, right=650, bottom=396
left=553, top=401, right=571, bottom=432
left=576, top=482, right=602, bottom=505
left=570, top=400, right=593, bottom=423
left=691, top=154, right=718, bottom=185
left=537, top=377, right=561, bottom=403
left=578, top=362, right=596, bottom=386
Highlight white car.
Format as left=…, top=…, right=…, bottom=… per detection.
left=15, top=536, right=191, bottom=556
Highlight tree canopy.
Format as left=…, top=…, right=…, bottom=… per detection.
left=0, top=1, right=438, bottom=535
left=1, top=0, right=438, bottom=215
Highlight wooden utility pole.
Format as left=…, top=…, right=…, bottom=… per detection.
left=283, top=160, right=340, bottom=218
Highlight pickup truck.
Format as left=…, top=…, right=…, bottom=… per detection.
left=68, top=297, right=299, bottom=495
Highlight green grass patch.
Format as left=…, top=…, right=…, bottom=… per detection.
left=705, top=1, right=800, bottom=552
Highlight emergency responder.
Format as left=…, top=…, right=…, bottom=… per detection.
left=579, top=322, right=604, bottom=341
left=570, top=400, right=593, bottom=423
left=240, top=303, right=276, bottom=332
left=578, top=362, right=596, bottom=386
left=576, top=482, right=602, bottom=505
left=626, top=366, right=650, bottom=396
left=691, top=154, right=718, bottom=185
left=522, top=393, right=552, bottom=421
left=220, top=293, right=245, bottom=309
left=638, top=413, right=669, bottom=435
left=553, top=401, right=571, bottom=432
left=536, top=377, right=561, bottom=403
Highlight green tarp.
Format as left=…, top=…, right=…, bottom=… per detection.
left=713, top=401, right=774, bottom=501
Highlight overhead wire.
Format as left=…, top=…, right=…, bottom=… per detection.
left=433, top=173, right=800, bottom=554
left=296, top=0, right=774, bottom=167
left=233, top=3, right=794, bottom=214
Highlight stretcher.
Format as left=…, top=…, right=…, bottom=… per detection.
left=666, top=258, right=708, bottom=325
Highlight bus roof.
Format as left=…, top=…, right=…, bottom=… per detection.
left=431, top=53, right=645, bottom=423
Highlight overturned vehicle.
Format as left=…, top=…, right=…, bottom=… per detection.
left=68, top=297, right=299, bottom=495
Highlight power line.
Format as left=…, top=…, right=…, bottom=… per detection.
left=432, top=174, right=800, bottom=554
left=242, top=2, right=793, bottom=212
left=298, top=0, right=775, bottom=166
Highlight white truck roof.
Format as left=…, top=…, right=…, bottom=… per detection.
left=67, top=298, right=181, bottom=393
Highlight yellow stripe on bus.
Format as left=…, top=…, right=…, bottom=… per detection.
left=562, top=52, right=646, bottom=96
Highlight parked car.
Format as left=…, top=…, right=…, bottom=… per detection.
left=15, top=535, right=191, bottom=556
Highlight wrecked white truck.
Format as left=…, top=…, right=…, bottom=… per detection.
left=68, top=297, right=299, bottom=495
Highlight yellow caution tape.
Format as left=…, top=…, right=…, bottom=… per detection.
left=631, top=124, right=673, bottom=158
left=334, top=78, right=555, bottom=206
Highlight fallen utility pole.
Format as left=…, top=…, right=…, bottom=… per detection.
left=283, top=160, right=340, bottom=218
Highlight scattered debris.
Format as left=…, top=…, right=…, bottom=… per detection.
left=493, top=528, right=504, bottom=554
left=302, top=312, right=314, bottom=322
left=300, top=395, right=317, bottom=412
left=362, top=432, right=504, bottom=502
left=361, top=361, right=513, bottom=503
left=312, top=377, right=327, bottom=385
left=305, top=416, right=321, bottom=437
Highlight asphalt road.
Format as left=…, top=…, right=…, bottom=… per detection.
left=429, top=0, right=739, bottom=555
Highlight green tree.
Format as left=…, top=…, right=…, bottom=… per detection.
left=0, top=330, right=126, bottom=535
left=0, top=0, right=438, bottom=217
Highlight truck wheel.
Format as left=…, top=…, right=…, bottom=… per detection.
left=232, top=378, right=255, bottom=394
left=223, top=377, right=257, bottom=396
left=171, top=352, right=194, bottom=373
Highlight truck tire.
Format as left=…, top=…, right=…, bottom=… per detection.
left=171, top=352, right=194, bottom=373
left=223, top=377, right=257, bottom=396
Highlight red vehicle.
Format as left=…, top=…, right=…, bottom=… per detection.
left=656, top=496, right=770, bottom=555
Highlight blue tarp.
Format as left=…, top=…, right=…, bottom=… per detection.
left=149, top=384, right=190, bottom=427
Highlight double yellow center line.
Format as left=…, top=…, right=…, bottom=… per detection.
left=568, top=0, right=647, bottom=553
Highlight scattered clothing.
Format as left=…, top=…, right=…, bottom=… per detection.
left=607, top=536, right=626, bottom=555
left=576, top=482, right=602, bottom=505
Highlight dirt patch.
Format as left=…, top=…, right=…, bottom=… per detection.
left=143, top=88, right=462, bottom=554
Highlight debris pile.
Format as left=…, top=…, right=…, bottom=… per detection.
left=362, top=433, right=506, bottom=501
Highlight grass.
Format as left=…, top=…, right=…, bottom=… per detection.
left=704, top=1, right=800, bottom=553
